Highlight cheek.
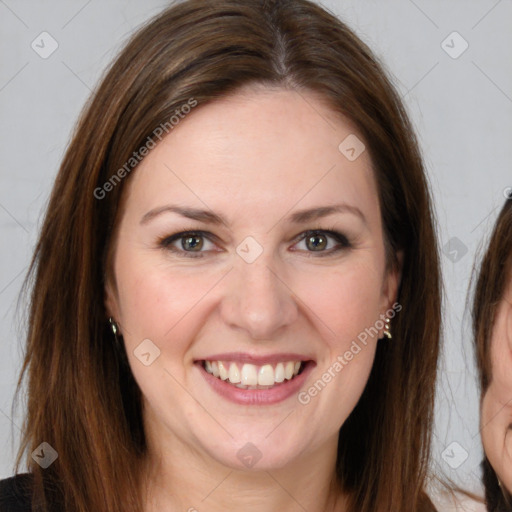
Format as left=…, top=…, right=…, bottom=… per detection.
left=507, top=429, right=512, bottom=468
left=114, top=249, right=220, bottom=344
left=507, top=303, right=512, bottom=346
left=492, top=307, right=512, bottom=389
left=481, top=387, right=512, bottom=482
left=294, top=259, right=385, bottom=343
left=291, top=260, right=383, bottom=404
left=481, top=394, right=500, bottom=456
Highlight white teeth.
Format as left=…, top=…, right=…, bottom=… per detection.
left=203, top=359, right=304, bottom=388
left=241, top=364, right=258, bottom=386
left=258, top=364, right=275, bottom=386
left=218, top=361, right=229, bottom=380
left=274, top=362, right=285, bottom=383
left=228, top=362, right=241, bottom=383
left=284, top=361, right=294, bottom=380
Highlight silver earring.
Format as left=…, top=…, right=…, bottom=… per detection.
left=108, top=317, right=119, bottom=336
left=383, top=317, right=392, bottom=339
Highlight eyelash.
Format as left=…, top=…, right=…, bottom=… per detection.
left=158, top=228, right=352, bottom=259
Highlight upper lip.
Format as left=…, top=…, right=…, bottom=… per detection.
left=196, top=352, right=315, bottom=365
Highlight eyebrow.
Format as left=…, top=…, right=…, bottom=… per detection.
left=140, top=203, right=367, bottom=226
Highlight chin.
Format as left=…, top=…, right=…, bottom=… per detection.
left=205, top=432, right=305, bottom=472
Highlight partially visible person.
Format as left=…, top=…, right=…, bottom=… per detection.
left=473, top=197, right=512, bottom=511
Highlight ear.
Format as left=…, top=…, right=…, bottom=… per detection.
left=104, top=274, right=120, bottom=323
left=379, top=250, right=403, bottom=313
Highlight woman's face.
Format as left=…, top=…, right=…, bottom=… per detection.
left=106, top=87, right=400, bottom=472
left=481, top=277, right=512, bottom=492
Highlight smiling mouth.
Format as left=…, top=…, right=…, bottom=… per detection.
left=200, top=359, right=308, bottom=390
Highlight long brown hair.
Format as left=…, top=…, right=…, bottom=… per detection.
left=473, top=197, right=512, bottom=510
left=12, top=1, right=441, bottom=510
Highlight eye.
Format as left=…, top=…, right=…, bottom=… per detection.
left=158, top=228, right=351, bottom=259
left=159, top=231, right=217, bottom=258
left=292, top=229, right=351, bottom=255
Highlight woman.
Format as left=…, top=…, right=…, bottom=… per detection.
left=0, top=0, right=441, bottom=510
left=473, top=197, right=512, bottom=511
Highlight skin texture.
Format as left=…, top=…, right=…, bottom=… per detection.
left=105, top=87, right=400, bottom=512
left=481, top=280, right=512, bottom=495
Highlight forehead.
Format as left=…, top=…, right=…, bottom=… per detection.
left=123, top=88, right=380, bottom=226
left=489, top=284, right=512, bottom=374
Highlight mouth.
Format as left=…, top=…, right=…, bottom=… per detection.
left=194, top=355, right=315, bottom=405
left=202, top=359, right=307, bottom=389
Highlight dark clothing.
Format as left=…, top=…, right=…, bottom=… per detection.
left=0, top=474, right=33, bottom=512
left=482, top=457, right=512, bottom=511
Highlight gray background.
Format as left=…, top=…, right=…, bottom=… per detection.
left=1, top=0, right=511, bottom=495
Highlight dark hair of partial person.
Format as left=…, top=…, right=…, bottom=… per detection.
left=473, top=197, right=512, bottom=511
left=11, top=0, right=441, bottom=510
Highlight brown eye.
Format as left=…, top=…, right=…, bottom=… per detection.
left=306, top=233, right=328, bottom=251
left=159, top=231, right=217, bottom=258
left=293, top=229, right=350, bottom=256
left=182, top=234, right=204, bottom=251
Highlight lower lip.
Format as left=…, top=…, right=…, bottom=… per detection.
left=196, top=361, right=315, bottom=405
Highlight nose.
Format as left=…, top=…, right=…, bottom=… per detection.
left=219, top=256, right=299, bottom=340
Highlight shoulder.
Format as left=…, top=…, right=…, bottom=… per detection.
left=453, top=496, right=487, bottom=512
left=0, top=473, right=33, bottom=511
left=432, top=490, right=487, bottom=512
